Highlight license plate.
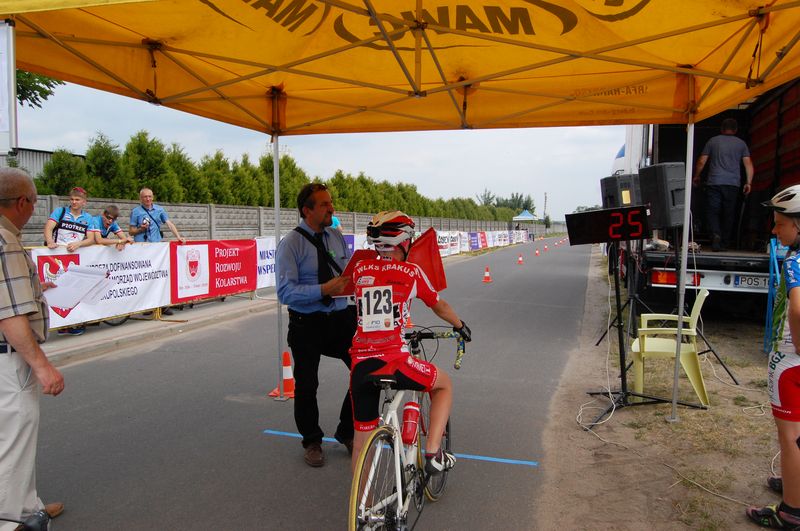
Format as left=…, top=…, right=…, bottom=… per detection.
left=734, top=275, right=768, bottom=289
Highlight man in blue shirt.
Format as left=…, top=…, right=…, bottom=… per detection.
left=129, top=188, right=186, bottom=244
left=276, top=183, right=355, bottom=467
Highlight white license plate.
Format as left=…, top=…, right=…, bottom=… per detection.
left=734, top=275, right=768, bottom=289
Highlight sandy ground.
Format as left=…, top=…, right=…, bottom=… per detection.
left=535, top=246, right=776, bottom=531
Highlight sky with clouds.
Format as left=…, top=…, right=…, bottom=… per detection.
left=17, top=83, right=625, bottom=220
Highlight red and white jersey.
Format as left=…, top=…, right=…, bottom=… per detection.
left=350, top=258, right=439, bottom=358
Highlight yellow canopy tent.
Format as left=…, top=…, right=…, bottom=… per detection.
left=3, top=0, right=800, bottom=135
left=3, top=0, right=799, bottom=410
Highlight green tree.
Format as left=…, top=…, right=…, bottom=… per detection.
left=573, top=205, right=601, bottom=213
left=522, top=194, right=534, bottom=212
left=38, top=149, right=87, bottom=196
left=200, top=151, right=235, bottom=205
left=16, top=69, right=64, bottom=108
left=166, top=144, right=209, bottom=204
left=115, top=131, right=172, bottom=200
left=231, top=154, right=262, bottom=206
left=476, top=188, right=495, bottom=206
left=84, top=133, right=121, bottom=198
left=260, top=154, right=310, bottom=208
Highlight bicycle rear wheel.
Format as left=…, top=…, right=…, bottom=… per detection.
left=103, top=315, right=130, bottom=326
left=418, top=392, right=451, bottom=501
left=349, top=426, right=404, bottom=531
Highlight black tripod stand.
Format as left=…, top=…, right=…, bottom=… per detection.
left=594, top=240, right=654, bottom=347
left=586, top=241, right=707, bottom=427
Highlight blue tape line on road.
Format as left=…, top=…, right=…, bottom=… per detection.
left=453, top=452, right=538, bottom=467
left=263, top=429, right=538, bottom=467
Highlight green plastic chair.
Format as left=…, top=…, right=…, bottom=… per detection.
left=630, top=289, right=710, bottom=406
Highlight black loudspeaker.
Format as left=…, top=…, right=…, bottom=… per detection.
left=600, top=174, right=641, bottom=208
left=638, top=162, right=686, bottom=229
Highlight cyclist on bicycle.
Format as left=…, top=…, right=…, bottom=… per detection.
left=349, top=211, right=472, bottom=475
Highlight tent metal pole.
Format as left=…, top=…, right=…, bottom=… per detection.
left=272, top=132, right=286, bottom=401
left=669, top=120, right=695, bottom=422
left=3, top=19, right=17, bottom=154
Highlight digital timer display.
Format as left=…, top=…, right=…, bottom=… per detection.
left=565, top=206, right=650, bottom=245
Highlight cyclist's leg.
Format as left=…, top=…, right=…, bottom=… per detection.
left=352, top=430, right=372, bottom=473
left=350, top=358, right=384, bottom=472
left=425, top=370, right=452, bottom=455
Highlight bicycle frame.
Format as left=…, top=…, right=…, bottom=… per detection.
left=357, top=387, right=420, bottom=526
left=351, top=329, right=465, bottom=530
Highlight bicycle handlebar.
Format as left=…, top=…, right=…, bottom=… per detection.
left=403, top=329, right=466, bottom=370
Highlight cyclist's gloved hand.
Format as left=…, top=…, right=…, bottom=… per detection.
left=454, top=321, right=472, bottom=342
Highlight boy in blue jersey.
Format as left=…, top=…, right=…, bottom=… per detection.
left=43, top=187, right=94, bottom=253
left=89, top=205, right=133, bottom=251
left=748, top=184, right=800, bottom=528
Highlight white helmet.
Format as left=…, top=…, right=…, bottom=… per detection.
left=763, top=185, right=800, bottom=216
left=367, top=211, right=415, bottom=250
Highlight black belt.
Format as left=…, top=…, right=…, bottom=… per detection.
left=0, top=343, right=13, bottom=354
left=288, top=308, right=348, bottom=320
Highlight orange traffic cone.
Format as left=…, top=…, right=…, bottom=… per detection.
left=482, top=266, right=493, bottom=283
left=268, top=351, right=295, bottom=398
left=544, top=244, right=549, bottom=252
left=535, top=248, right=540, bottom=257
left=517, top=254, right=524, bottom=265
left=406, top=314, right=415, bottom=329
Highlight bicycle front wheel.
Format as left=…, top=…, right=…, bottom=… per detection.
left=418, top=392, right=451, bottom=501
left=349, top=426, right=404, bottom=531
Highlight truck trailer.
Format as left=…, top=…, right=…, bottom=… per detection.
left=605, top=78, right=800, bottom=309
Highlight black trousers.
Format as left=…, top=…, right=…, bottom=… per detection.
left=706, top=184, right=739, bottom=246
left=288, top=308, right=356, bottom=447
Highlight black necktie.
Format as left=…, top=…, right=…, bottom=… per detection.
left=315, top=233, right=334, bottom=306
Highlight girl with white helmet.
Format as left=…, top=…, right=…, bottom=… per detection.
left=348, top=211, right=471, bottom=474
left=749, top=184, right=800, bottom=528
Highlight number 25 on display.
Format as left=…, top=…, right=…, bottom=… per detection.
left=609, top=210, right=643, bottom=240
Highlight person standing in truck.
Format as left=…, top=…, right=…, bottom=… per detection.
left=693, top=118, right=754, bottom=252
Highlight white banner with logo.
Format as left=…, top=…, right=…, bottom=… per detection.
left=437, top=231, right=450, bottom=257
left=175, top=244, right=211, bottom=298
left=459, top=232, right=470, bottom=253
left=32, top=243, right=170, bottom=327
left=448, top=232, right=460, bottom=255
left=256, top=236, right=277, bottom=289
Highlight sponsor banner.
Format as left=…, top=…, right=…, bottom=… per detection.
left=33, top=243, right=170, bottom=327
left=343, top=234, right=355, bottom=255
left=171, top=239, right=257, bottom=303
left=354, top=234, right=369, bottom=250
left=468, top=232, right=480, bottom=251
left=256, top=236, right=277, bottom=289
left=478, top=232, right=488, bottom=248
left=460, top=232, right=470, bottom=253
left=448, top=232, right=459, bottom=255
left=437, top=231, right=450, bottom=257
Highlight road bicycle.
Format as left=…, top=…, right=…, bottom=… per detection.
left=348, top=328, right=466, bottom=531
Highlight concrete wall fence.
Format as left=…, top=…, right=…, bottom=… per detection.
left=21, top=195, right=565, bottom=246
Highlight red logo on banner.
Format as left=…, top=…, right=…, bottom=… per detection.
left=186, top=248, right=201, bottom=280
left=37, top=254, right=80, bottom=317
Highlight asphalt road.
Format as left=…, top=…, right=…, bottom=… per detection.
left=36, top=238, right=591, bottom=530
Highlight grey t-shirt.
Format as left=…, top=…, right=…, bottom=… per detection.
left=701, top=134, right=750, bottom=187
